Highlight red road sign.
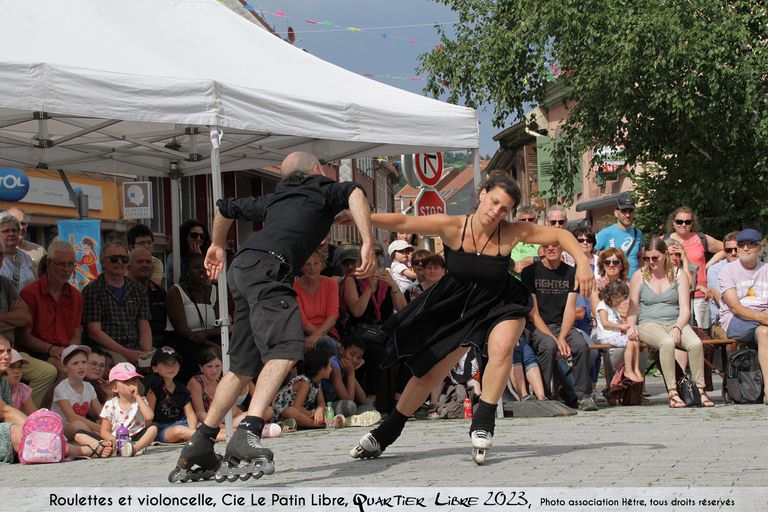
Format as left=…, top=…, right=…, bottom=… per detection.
left=414, top=152, right=443, bottom=187
left=414, top=188, right=446, bottom=216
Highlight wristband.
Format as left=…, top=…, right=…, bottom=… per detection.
left=671, top=325, right=682, bottom=333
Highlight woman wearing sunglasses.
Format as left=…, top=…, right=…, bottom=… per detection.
left=165, top=220, right=211, bottom=286
left=626, top=238, right=712, bottom=408
left=663, top=207, right=723, bottom=329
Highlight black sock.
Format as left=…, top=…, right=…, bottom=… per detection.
left=238, top=416, right=265, bottom=437
left=197, top=422, right=220, bottom=442
left=470, top=399, right=497, bottom=436
left=370, top=410, right=408, bottom=450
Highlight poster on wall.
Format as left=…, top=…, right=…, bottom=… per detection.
left=57, top=219, right=101, bottom=290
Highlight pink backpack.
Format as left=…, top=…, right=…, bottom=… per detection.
left=18, top=409, right=67, bottom=464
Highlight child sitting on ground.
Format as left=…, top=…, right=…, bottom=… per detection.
left=51, top=345, right=104, bottom=441
left=594, top=280, right=643, bottom=383
left=100, top=362, right=158, bottom=457
left=85, top=348, right=112, bottom=405
left=145, top=346, right=197, bottom=444
left=321, top=338, right=381, bottom=426
left=6, top=350, right=35, bottom=415
left=272, top=348, right=342, bottom=430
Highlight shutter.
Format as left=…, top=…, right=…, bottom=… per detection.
left=536, top=136, right=554, bottom=196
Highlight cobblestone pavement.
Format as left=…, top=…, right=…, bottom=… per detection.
left=4, top=375, right=767, bottom=490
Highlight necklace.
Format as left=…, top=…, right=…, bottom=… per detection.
left=469, top=215, right=498, bottom=256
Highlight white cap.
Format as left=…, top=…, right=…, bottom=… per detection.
left=388, top=240, right=413, bottom=256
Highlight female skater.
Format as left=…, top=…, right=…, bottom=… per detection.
left=348, top=171, right=594, bottom=464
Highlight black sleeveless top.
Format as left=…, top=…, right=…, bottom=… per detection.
left=382, top=215, right=532, bottom=377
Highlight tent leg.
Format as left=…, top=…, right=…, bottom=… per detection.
left=471, top=149, right=482, bottom=189
left=209, top=126, right=233, bottom=439
left=170, top=163, right=182, bottom=286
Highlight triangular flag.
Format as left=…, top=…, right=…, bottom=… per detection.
left=273, top=9, right=286, bottom=17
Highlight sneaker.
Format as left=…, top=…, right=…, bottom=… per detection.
left=346, top=410, right=382, bottom=427
left=349, top=432, right=382, bottom=459
left=521, top=394, right=538, bottom=402
left=261, top=423, right=282, bottom=438
left=593, top=390, right=607, bottom=404
left=578, top=396, right=598, bottom=411
left=333, top=414, right=347, bottom=428
left=120, top=442, right=134, bottom=457
left=278, top=418, right=297, bottom=433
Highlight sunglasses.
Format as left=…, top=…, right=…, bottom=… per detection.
left=674, top=219, right=693, bottom=226
left=577, top=237, right=592, bottom=244
left=548, top=219, right=566, bottom=226
left=603, top=259, right=621, bottom=267
left=738, top=241, right=760, bottom=249
left=519, top=217, right=537, bottom=222
left=724, top=247, right=738, bottom=254
left=189, top=232, right=206, bottom=240
left=642, top=255, right=660, bottom=262
left=107, top=255, right=129, bottom=264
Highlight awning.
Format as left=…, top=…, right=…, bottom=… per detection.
left=575, top=193, right=622, bottom=212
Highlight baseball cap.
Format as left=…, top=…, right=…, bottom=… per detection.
left=388, top=240, right=413, bottom=256
left=10, top=349, right=29, bottom=366
left=108, top=362, right=142, bottom=382
left=151, top=346, right=182, bottom=366
left=61, top=344, right=92, bottom=362
left=736, top=229, right=763, bottom=243
left=616, top=194, right=635, bottom=209
left=338, top=247, right=360, bottom=264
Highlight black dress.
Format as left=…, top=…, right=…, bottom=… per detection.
left=383, top=216, right=532, bottom=377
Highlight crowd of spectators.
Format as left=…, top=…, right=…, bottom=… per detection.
left=1, top=191, right=767, bottom=464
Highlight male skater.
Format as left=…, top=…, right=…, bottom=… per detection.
left=171, top=152, right=374, bottom=481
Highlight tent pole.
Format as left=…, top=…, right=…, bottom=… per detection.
left=170, top=163, right=182, bottom=286
left=209, top=126, right=233, bottom=438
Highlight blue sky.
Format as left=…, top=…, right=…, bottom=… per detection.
left=249, top=0, right=509, bottom=156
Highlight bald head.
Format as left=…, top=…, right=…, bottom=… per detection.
left=281, top=152, right=321, bottom=177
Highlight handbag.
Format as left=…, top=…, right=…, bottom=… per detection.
left=676, top=375, right=701, bottom=407
left=350, top=323, right=388, bottom=346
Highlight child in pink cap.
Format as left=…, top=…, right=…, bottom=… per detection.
left=99, top=362, right=157, bottom=456
left=6, top=350, right=35, bottom=415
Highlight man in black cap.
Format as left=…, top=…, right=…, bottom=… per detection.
left=595, top=193, right=643, bottom=277
left=719, top=229, right=768, bottom=404
left=173, top=151, right=375, bottom=479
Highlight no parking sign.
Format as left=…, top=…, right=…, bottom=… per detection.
left=414, top=152, right=443, bottom=187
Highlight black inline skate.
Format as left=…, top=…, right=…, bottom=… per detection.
left=168, top=429, right=222, bottom=483
left=213, top=428, right=275, bottom=483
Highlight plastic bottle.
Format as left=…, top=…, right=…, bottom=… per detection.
left=463, top=398, right=473, bottom=419
left=115, top=424, right=130, bottom=456
left=325, top=402, right=335, bottom=431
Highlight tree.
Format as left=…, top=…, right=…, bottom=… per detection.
left=419, top=0, right=768, bottom=236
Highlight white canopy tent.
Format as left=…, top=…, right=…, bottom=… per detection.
left=0, top=0, right=480, bottom=406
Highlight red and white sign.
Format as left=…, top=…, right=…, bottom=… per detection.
left=414, top=188, right=446, bottom=216
left=414, top=152, right=443, bottom=187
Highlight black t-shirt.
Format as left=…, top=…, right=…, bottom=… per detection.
left=217, top=173, right=362, bottom=277
left=146, top=281, right=167, bottom=341
left=146, top=375, right=191, bottom=425
left=521, top=260, right=576, bottom=326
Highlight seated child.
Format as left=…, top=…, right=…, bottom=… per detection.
left=100, top=362, right=158, bottom=457
left=428, top=346, right=487, bottom=418
left=145, top=346, right=197, bottom=444
left=6, top=350, right=35, bottom=415
left=51, top=345, right=103, bottom=440
left=594, top=280, right=643, bottom=383
left=510, top=337, right=546, bottom=401
left=320, top=338, right=381, bottom=426
left=272, top=348, right=341, bottom=430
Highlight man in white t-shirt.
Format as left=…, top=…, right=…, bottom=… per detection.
left=719, top=229, right=768, bottom=403
left=388, top=240, right=416, bottom=293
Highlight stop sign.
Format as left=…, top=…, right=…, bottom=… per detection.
left=414, top=188, right=446, bottom=216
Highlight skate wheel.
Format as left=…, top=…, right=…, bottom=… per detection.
left=214, top=473, right=227, bottom=483
left=227, top=474, right=240, bottom=483
left=239, top=473, right=252, bottom=481
left=167, top=468, right=181, bottom=484
left=262, top=460, right=276, bottom=475
left=251, top=471, right=264, bottom=480
left=473, top=449, right=486, bottom=465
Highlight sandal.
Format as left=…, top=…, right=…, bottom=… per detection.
left=668, top=392, right=686, bottom=409
left=699, top=389, right=715, bottom=408
left=74, top=432, right=113, bottom=458
left=87, top=440, right=113, bottom=458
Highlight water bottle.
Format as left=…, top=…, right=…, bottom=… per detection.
left=325, top=401, right=335, bottom=431
left=115, top=424, right=130, bottom=456
left=463, top=398, right=473, bottom=419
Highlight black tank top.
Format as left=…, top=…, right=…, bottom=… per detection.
left=445, top=215, right=510, bottom=288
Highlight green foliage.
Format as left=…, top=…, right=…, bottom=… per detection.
left=419, top=0, right=768, bottom=236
